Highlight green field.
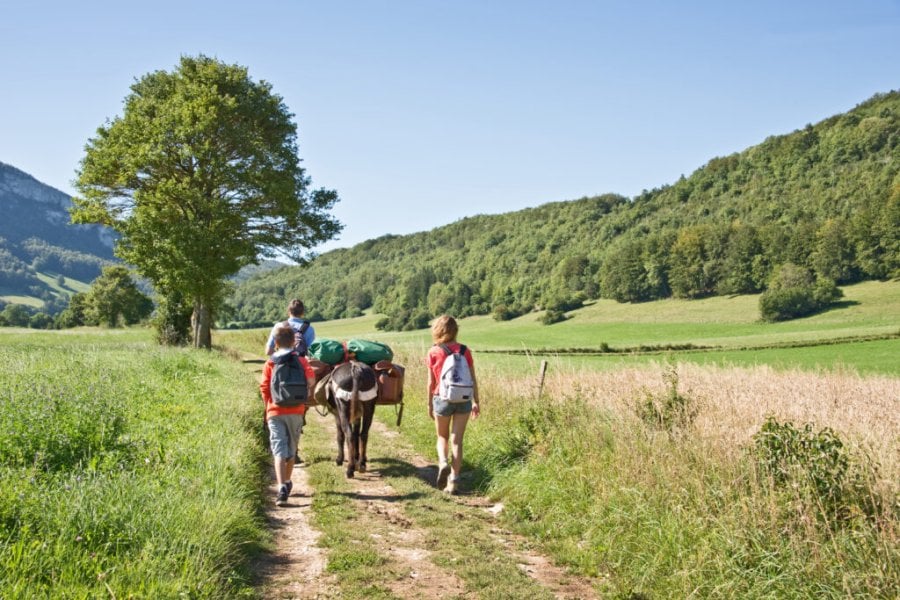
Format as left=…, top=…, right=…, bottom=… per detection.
left=0, top=293, right=43, bottom=307
left=35, top=271, right=91, bottom=295
left=227, top=280, right=900, bottom=377
left=1, top=271, right=91, bottom=307
left=2, top=279, right=897, bottom=598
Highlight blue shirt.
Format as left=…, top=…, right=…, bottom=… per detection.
left=266, top=317, right=316, bottom=355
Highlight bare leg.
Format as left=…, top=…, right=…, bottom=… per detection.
left=449, top=412, right=470, bottom=480
left=434, top=415, right=451, bottom=466
left=274, top=456, right=291, bottom=486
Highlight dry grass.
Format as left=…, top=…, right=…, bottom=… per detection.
left=490, top=360, right=900, bottom=499
left=459, top=360, right=899, bottom=595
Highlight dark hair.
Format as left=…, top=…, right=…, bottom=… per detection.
left=288, top=299, right=305, bottom=317
left=274, top=325, right=295, bottom=349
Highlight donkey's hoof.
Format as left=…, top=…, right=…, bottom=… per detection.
left=335, top=458, right=344, bottom=466
left=358, top=462, right=367, bottom=473
left=345, top=468, right=354, bottom=479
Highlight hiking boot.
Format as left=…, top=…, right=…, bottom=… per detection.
left=276, top=484, right=289, bottom=506
left=436, top=463, right=450, bottom=490
left=445, top=478, right=458, bottom=495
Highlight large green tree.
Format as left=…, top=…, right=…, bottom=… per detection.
left=72, top=55, right=341, bottom=347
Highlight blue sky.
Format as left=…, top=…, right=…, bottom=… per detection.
left=1, top=1, right=898, bottom=252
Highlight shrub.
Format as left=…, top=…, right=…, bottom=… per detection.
left=752, top=417, right=882, bottom=523
left=0, top=304, right=31, bottom=327
left=479, top=400, right=563, bottom=470
left=28, top=312, right=54, bottom=329
left=152, top=294, right=192, bottom=346
left=636, top=364, right=697, bottom=434
left=492, top=304, right=517, bottom=321
left=759, top=287, right=816, bottom=320
left=374, top=307, right=431, bottom=331
left=539, top=309, right=567, bottom=325
left=759, top=263, right=843, bottom=321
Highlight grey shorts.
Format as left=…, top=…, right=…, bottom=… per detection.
left=432, top=395, right=473, bottom=417
left=267, top=413, right=304, bottom=459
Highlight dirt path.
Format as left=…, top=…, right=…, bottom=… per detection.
left=243, top=349, right=599, bottom=599
left=252, top=462, right=336, bottom=599
left=369, top=421, right=600, bottom=600
left=329, top=448, right=469, bottom=599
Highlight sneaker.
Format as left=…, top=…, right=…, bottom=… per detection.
left=445, top=478, right=457, bottom=495
left=276, top=484, right=289, bottom=506
left=436, top=463, right=450, bottom=490
left=285, top=480, right=293, bottom=497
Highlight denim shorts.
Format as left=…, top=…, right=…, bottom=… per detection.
left=267, top=413, right=304, bottom=459
left=432, top=395, right=473, bottom=417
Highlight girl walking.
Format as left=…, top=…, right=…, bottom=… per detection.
left=426, top=315, right=480, bottom=493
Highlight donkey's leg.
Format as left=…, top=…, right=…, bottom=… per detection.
left=358, top=402, right=375, bottom=473
left=340, top=404, right=357, bottom=478
left=346, top=419, right=360, bottom=478
left=333, top=409, right=345, bottom=466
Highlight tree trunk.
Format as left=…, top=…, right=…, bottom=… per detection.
left=192, top=301, right=212, bottom=349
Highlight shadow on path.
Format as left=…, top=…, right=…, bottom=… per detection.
left=322, top=489, right=427, bottom=502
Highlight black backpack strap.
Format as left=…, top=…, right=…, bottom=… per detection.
left=298, top=319, right=310, bottom=334
left=439, top=343, right=466, bottom=356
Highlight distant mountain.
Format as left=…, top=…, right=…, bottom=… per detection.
left=229, top=90, right=900, bottom=330
left=0, top=162, right=117, bottom=311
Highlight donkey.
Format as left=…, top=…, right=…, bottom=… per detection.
left=325, top=360, right=378, bottom=478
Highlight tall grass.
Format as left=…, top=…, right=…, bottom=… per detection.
left=0, top=334, right=268, bottom=598
left=382, top=347, right=899, bottom=598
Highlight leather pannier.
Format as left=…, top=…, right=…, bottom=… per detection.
left=307, top=359, right=333, bottom=406
left=374, top=361, right=405, bottom=405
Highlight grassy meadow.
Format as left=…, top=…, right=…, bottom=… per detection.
left=221, top=279, right=899, bottom=597
left=0, top=328, right=269, bottom=598
left=224, top=279, right=900, bottom=376
left=1, top=279, right=896, bottom=598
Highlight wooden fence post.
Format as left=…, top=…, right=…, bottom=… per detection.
left=537, top=360, right=548, bottom=399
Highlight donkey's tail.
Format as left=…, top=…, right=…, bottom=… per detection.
left=349, top=364, right=361, bottom=424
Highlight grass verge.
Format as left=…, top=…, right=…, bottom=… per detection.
left=0, top=334, right=269, bottom=598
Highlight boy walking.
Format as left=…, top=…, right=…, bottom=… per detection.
left=264, top=299, right=316, bottom=465
left=260, top=325, right=316, bottom=506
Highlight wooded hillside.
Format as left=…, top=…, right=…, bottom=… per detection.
left=0, top=162, right=116, bottom=311
left=229, top=91, right=900, bottom=330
